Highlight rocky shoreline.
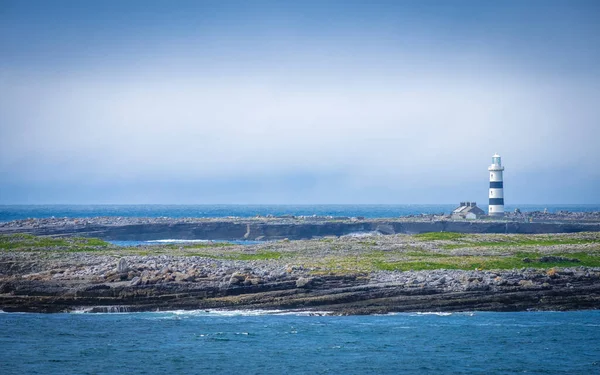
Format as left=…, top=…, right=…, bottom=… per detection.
left=2, top=211, right=600, bottom=240
left=2, top=230, right=600, bottom=314
left=2, top=253, right=599, bottom=314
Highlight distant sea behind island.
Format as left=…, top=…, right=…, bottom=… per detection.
left=1, top=204, right=599, bottom=222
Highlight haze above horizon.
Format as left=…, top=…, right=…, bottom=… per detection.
left=1, top=0, right=599, bottom=204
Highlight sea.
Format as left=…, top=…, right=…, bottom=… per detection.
left=1, top=310, right=599, bottom=374
left=1, top=204, right=600, bottom=374
left=1, top=203, right=599, bottom=222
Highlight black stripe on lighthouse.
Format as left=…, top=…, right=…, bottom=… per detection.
left=489, top=198, right=504, bottom=205
left=489, top=181, right=503, bottom=188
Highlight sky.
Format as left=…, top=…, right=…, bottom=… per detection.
left=0, top=0, right=599, bottom=204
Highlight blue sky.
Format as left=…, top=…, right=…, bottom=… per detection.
left=1, top=0, right=599, bottom=204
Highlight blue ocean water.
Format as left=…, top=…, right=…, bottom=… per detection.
left=0, top=310, right=598, bottom=375
left=1, top=204, right=599, bottom=222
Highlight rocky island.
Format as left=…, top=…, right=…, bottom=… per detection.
left=1, top=217, right=600, bottom=314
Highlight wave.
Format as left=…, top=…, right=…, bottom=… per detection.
left=71, top=308, right=331, bottom=316
left=413, top=312, right=453, bottom=316
left=381, top=312, right=455, bottom=317
left=342, top=231, right=380, bottom=238
left=72, top=306, right=131, bottom=314
left=169, top=309, right=332, bottom=317
left=147, top=239, right=212, bottom=244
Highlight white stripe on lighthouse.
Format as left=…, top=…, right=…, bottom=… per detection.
left=489, top=188, right=504, bottom=198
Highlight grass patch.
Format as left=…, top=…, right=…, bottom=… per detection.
left=403, top=251, right=451, bottom=258
left=374, top=260, right=462, bottom=271
left=0, top=235, right=68, bottom=249
left=414, top=232, right=465, bottom=241
left=443, top=237, right=598, bottom=249
left=80, top=238, right=110, bottom=247
left=557, top=251, right=600, bottom=265
left=226, top=251, right=282, bottom=261
left=373, top=251, right=600, bottom=272
left=0, top=234, right=110, bottom=251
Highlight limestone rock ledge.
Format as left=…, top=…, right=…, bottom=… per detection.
left=2, top=216, right=600, bottom=240
left=2, top=267, right=599, bottom=314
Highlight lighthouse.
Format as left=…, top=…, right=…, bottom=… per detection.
left=488, top=153, right=505, bottom=216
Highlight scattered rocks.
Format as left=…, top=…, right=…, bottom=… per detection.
left=1, top=260, right=600, bottom=313
left=229, top=272, right=246, bottom=286
left=296, top=277, right=314, bottom=288
left=117, top=258, right=128, bottom=273
left=539, top=256, right=580, bottom=263
left=518, top=279, right=534, bottom=288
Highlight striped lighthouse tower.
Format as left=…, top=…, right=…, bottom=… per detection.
left=488, top=153, right=505, bottom=216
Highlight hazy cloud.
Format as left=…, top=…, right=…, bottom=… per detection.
left=1, top=1, right=599, bottom=203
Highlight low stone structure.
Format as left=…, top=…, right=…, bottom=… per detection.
left=452, top=202, right=485, bottom=220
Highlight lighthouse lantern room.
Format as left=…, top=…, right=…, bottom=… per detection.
left=488, top=153, right=505, bottom=216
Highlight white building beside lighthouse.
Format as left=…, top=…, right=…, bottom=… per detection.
left=488, top=153, right=505, bottom=216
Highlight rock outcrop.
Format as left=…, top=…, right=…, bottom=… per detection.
left=1, top=251, right=599, bottom=314
left=1, top=216, right=600, bottom=240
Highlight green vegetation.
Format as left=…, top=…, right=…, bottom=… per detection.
left=414, top=232, right=464, bottom=241
left=227, top=251, right=282, bottom=261
left=81, top=238, right=110, bottom=247
left=442, top=237, right=596, bottom=249
left=372, top=252, right=598, bottom=272
left=2, top=232, right=599, bottom=273
left=304, top=232, right=600, bottom=273
left=0, top=234, right=110, bottom=251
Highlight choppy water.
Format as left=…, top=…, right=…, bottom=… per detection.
left=1, top=204, right=598, bottom=222
left=0, top=310, right=598, bottom=375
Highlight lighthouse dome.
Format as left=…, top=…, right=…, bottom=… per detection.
left=492, top=154, right=502, bottom=166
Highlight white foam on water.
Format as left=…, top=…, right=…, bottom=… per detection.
left=162, top=309, right=332, bottom=317
left=343, top=231, right=380, bottom=238
left=69, top=307, right=331, bottom=316
left=147, top=239, right=212, bottom=244
left=71, top=306, right=131, bottom=314
left=172, top=309, right=281, bottom=316
left=72, top=307, right=94, bottom=314
left=413, top=312, right=453, bottom=316
left=273, top=310, right=332, bottom=316
left=379, top=312, right=453, bottom=317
